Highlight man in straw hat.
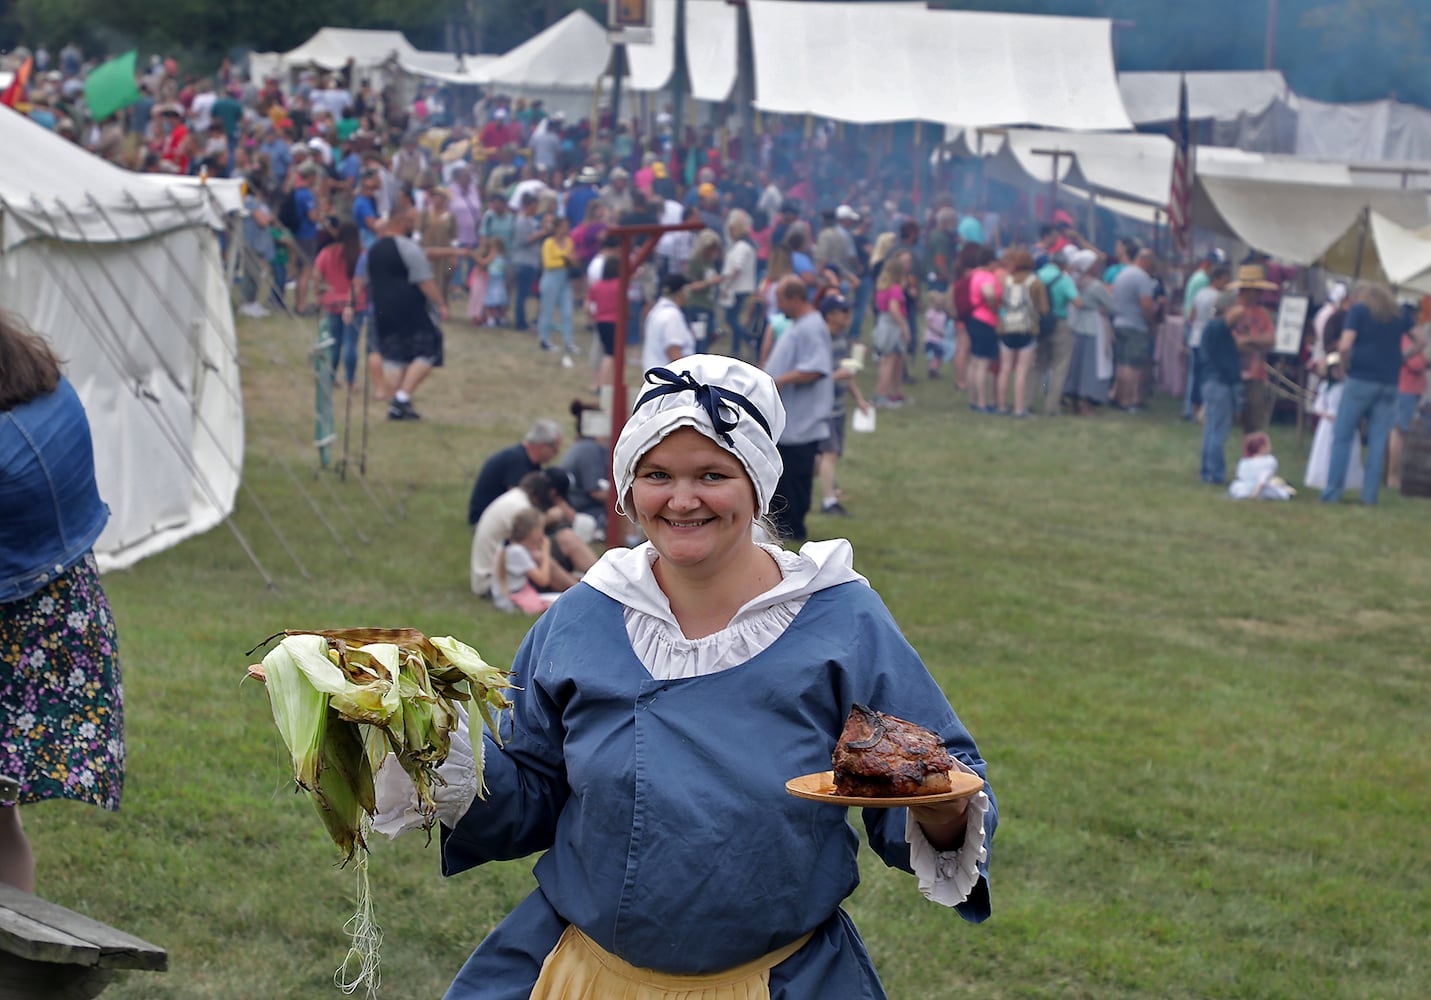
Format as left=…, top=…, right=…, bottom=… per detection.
left=1229, top=262, right=1278, bottom=433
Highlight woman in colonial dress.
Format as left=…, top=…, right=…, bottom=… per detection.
left=379, top=354, right=996, bottom=998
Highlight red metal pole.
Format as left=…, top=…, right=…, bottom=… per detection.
left=604, top=219, right=703, bottom=537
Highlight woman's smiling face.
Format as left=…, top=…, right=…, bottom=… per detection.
left=630, top=427, right=757, bottom=571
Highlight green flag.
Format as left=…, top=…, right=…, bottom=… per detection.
left=84, top=50, right=141, bottom=122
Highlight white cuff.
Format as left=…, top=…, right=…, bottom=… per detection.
left=905, top=759, right=989, bottom=908
left=371, top=708, right=483, bottom=839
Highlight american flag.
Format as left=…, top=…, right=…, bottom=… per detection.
left=1168, top=74, right=1193, bottom=262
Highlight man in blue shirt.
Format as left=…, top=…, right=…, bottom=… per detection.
left=352, top=171, right=382, bottom=250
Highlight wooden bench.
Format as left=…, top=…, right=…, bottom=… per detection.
left=0, top=883, right=167, bottom=1000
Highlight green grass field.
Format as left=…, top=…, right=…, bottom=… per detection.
left=25, top=310, right=1429, bottom=998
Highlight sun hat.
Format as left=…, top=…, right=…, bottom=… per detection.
left=612, top=355, right=786, bottom=520
left=1231, top=264, right=1278, bottom=291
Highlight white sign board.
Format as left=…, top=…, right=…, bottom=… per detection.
left=1274, top=294, right=1309, bottom=355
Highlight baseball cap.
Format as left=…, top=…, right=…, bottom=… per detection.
left=780, top=200, right=801, bottom=215
left=698, top=182, right=717, bottom=198
left=835, top=205, right=859, bottom=222
left=1205, top=248, right=1228, bottom=264
left=819, top=294, right=851, bottom=316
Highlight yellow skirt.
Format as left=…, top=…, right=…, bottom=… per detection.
left=531, top=925, right=814, bottom=1000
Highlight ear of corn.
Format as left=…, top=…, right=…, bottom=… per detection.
left=250, top=628, right=513, bottom=862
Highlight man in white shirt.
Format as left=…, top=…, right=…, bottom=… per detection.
left=641, top=274, right=695, bottom=373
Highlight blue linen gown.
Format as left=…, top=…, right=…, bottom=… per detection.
left=441, top=580, right=997, bottom=999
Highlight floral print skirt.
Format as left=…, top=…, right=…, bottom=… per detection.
left=0, top=553, right=124, bottom=809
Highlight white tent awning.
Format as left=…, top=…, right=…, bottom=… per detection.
left=749, top=2, right=1131, bottom=129
left=399, top=51, right=498, bottom=86
left=0, top=106, right=228, bottom=249
left=1194, top=174, right=1431, bottom=266
left=279, top=28, right=419, bottom=72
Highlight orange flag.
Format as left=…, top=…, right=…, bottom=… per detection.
left=1, top=57, right=33, bottom=108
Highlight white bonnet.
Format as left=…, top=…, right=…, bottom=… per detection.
left=613, top=355, right=786, bottom=519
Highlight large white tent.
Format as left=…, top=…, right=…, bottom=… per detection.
left=470, top=10, right=613, bottom=121
left=0, top=107, right=243, bottom=572
left=748, top=1, right=1132, bottom=129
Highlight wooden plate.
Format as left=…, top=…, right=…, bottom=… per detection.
left=784, top=769, right=984, bottom=808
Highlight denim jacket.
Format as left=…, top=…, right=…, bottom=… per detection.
left=0, top=377, right=110, bottom=602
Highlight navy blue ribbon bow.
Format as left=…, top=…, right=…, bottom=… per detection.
left=634, top=368, right=771, bottom=446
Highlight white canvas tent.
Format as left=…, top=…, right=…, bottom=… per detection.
left=748, top=1, right=1131, bottom=130
left=1193, top=174, right=1431, bottom=267
left=0, top=107, right=243, bottom=572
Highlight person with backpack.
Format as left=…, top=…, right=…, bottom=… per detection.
left=994, top=248, right=1047, bottom=418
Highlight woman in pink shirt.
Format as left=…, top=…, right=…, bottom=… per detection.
left=964, top=245, right=1002, bottom=413
left=313, top=222, right=368, bottom=389
left=585, top=256, right=622, bottom=392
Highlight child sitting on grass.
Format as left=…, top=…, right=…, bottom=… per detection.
left=1229, top=432, right=1294, bottom=500
left=491, top=509, right=558, bottom=614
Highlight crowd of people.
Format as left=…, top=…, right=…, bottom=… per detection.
left=10, top=43, right=1430, bottom=506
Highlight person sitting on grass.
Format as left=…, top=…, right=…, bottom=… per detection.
left=1229, top=432, right=1293, bottom=501
left=491, top=508, right=558, bottom=615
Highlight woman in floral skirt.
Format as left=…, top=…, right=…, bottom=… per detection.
left=1, top=312, right=124, bottom=892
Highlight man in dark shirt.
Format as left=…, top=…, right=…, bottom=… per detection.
left=368, top=206, right=448, bottom=420
left=467, top=419, right=564, bottom=525
left=1198, top=290, right=1244, bottom=485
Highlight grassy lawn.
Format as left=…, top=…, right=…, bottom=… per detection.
left=25, top=310, right=1429, bottom=998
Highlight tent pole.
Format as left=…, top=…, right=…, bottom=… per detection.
left=736, top=0, right=756, bottom=167
left=673, top=0, right=688, bottom=140
left=610, top=44, right=626, bottom=149
left=1352, top=206, right=1369, bottom=280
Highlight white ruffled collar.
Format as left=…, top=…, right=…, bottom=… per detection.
left=583, top=538, right=867, bottom=628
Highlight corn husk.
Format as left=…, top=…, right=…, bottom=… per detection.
left=250, top=628, right=514, bottom=861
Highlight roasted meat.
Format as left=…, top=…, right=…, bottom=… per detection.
left=831, top=703, right=953, bottom=797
